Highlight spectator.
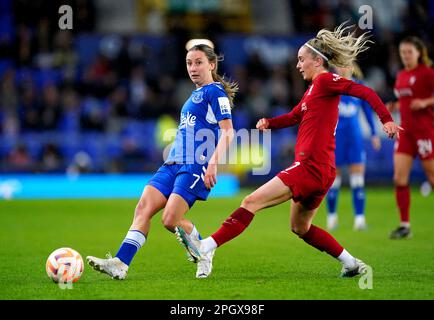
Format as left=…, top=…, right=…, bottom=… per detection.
left=40, top=84, right=61, bottom=130
left=19, top=87, right=40, bottom=132
left=80, top=96, right=106, bottom=132
left=7, top=143, right=35, bottom=172
left=40, top=143, right=63, bottom=172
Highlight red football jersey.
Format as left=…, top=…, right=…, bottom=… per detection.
left=394, top=64, right=434, bottom=131
left=268, top=72, right=393, bottom=169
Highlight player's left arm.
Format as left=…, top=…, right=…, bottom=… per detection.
left=205, top=118, right=234, bottom=189
left=204, top=87, right=235, bottom=189
left=324, top=74, right=402, bottom=139
left=410, top=97, right=434, bottom=110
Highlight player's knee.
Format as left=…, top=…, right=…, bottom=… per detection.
left=393, top=167, right=409, bottom=185
left=425, top=167, right=434, bottom=184
left=135, top=200, right=150, bottom=214
left=241, top=194, right=260, bottom=212
left=393, top=174, right=408, bottom=186
left=427, top=175, right=434, bottom=187
left=161, top=213, right=177, bottom=231
left=134, top=201, right=155, bottom=220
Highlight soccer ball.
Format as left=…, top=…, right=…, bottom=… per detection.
left=46, top=247, right=84, bottom=284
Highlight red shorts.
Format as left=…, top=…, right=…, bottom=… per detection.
left=394, top=128, right=434, bottom=160
left=276, top=161, right=336, bottom=210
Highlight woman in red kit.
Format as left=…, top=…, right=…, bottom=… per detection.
left=387, top=36, right=434, bottom=239
left=176, top=24, right=401, bottom=278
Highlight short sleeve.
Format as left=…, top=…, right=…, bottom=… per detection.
left=206, top=83, right=232, bottom=122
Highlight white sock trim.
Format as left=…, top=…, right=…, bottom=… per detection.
left=331, top=175, right=342, bottom=189
left=349, top=174, right=364, bottom=188
left=189, top=225, right=200, bottom=239
left=124, top=230, right=146, bottom=249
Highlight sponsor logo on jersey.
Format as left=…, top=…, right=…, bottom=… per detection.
left=192, top=91, right=204, bottom=104
left=301, top=102, right=308, bottom=111
left=180, top=111, right=197, bottom=127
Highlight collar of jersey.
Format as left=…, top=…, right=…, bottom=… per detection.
left=194, top=81, right=220, bottom=91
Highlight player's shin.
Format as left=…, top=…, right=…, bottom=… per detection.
left=327, top=175, right=341, bottom=215
left=350, top=174, right=366, bottom=216
left=115, top=230, right=147, bottom=266
left=210, top=207, right=255, bottom=247
left=298, top=225, right=344, bottom=259
left=395, top=185, right=410, bottom=227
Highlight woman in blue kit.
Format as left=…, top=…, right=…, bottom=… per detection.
left=326, top=64, right=381, bottom=231
left=87, top=40, right=238, bottom=279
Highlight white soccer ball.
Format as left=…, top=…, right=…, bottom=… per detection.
left=46, top=247, right=84, bottom=284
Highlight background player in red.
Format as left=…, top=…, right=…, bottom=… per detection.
left=176, top=23, right=402, bottom=278
left=387, top=36, right=434, bottom=239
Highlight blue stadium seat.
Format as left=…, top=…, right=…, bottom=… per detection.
left=105, top=135, right=123, bottom=158
left=59, top=111, right=80, bottom=133
left=33, top=68, right=63, bottom=89
left=22, top=133, right=43, bottom=158
left=81, top=133, right=106, bottom=169
left=59, top=135, right=81, bottom=162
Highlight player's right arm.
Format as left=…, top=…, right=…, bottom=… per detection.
left=257, top=103, right=303, bottom=130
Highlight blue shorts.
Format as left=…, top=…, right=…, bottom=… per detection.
left=335, top=131, right=365, bottom=166
left=147, top=163, right=210, bottom=208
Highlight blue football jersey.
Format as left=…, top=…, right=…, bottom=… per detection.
left=165, top=82, right=232, bottom=165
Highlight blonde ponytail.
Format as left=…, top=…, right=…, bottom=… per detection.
left=306, top=22, right=373, bottom=68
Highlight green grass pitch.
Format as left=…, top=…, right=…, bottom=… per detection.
left=0, top=188, right=433, bottom=300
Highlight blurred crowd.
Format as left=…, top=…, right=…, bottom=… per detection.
left=0, top=0, right=432, bottom=175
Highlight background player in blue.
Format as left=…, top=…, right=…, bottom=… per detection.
left=326, top=64, right=381, bottom=231
left=86, top=41, right=238, bottom=279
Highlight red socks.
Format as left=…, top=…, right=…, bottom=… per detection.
left=300, top=225, right=344, bottom=258
left=211, top=207, right=254, bottom=247
left=211, top=209, right=345, bottom=259
left=395, top=185, right=410, bottom=223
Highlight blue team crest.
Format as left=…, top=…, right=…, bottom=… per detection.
left=192, top=91, right=204, bottom=104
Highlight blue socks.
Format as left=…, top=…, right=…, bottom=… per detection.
left=327, top=187, right=339, bottom=215
left=352, top=186, right=365, bottom=216
left=116, top=230, right=146, bottom=266
left=327, top=174, right=366, bottom=217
